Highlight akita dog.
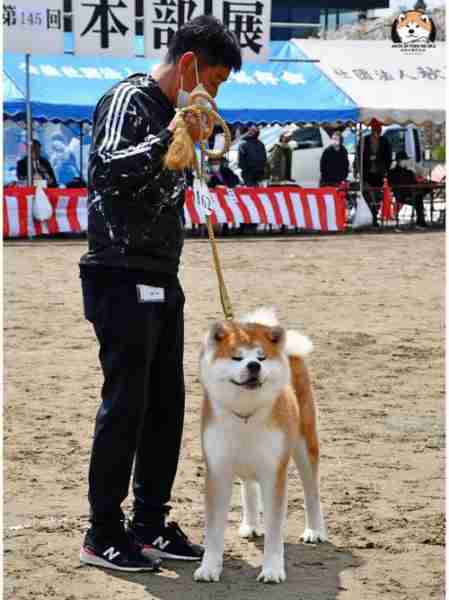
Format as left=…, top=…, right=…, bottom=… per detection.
left=194, top=308, right=327, bottom=584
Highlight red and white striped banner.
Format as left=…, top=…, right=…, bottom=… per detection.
left=3, top=187, right=87, bottom=239
left=185, top=186, right=346, bottom=231
left=3, top=186, right=346, bottom=239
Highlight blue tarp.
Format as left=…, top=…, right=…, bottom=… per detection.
left=3, top=41, right=358, bottom=125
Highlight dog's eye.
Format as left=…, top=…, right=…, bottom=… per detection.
left=258, top=356, right=267, bottom=361
left=232, top=356, right=243, bottom=361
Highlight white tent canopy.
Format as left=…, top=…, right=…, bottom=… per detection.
left=293, top=40, right=446, bottom=126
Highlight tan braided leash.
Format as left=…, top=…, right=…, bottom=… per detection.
left=164, top=93, right=234, bottom=321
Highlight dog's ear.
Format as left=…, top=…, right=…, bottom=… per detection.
left=209, top=321, right=230, bottom=343
left=391, top=20, right=401, bottom=43
left=429, top=19, right=436, bottom=42
left=267, top=325, right=285, bottom=345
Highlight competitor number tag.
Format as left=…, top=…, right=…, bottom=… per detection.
left=193, top=177, right=216, bottom=219
left=136, top=285, right=165, bottom=303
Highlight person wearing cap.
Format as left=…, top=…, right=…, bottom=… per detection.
left=388, top=150, right=427, bottom=228
left=355, top=119, right=392, bottom=226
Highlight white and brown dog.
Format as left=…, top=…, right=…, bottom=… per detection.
left=391, top=10, right=436, bottom=44
left=194, top=308, right=327, bottom=584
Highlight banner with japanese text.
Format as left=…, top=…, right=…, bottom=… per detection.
left=4, top=1, right=64, bottom=55
left=145, top=0, right=271, bottom=63
left=70, top=0, right=271, bottom=62
left=73, top=0, right=136, bottom=57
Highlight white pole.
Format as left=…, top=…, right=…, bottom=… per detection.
left=25, top=53, right=32, bottom=187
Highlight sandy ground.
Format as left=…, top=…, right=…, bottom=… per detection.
left=4, top=229, right=445, bottom=600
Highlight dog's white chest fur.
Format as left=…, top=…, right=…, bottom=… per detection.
left=203, top=417, right=285, bottom=480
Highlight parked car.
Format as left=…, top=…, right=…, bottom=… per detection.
left=228, top=125, right=333, bottom=188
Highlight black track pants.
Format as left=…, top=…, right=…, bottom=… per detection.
left=81, top=277, right=185, bottom=531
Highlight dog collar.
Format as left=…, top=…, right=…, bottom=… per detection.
left=230, top=409, right=258, bottom=424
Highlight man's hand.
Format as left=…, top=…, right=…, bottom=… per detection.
left=168, top=110, right=205, bottom=144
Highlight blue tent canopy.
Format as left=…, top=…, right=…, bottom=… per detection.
left=3, top=41, right=358, bottom=125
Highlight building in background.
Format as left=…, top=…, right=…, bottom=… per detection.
left=270, top=0, right=390, bottom=40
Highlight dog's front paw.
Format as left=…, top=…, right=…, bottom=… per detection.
left=239, top=523, right=263, bottom=539
left=193, top=562, right=222, bottom=583
left=301, top=527, right=328, bottom=544
left=257, top=558, right=287, bottom=583
left=257, top=562, right=286, bottom=584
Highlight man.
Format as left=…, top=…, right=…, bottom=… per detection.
left=238, top=125, right=267, bottom=186
left=207, top=156, right=241, bottom=188
left=320, top=131, right=349, bottom=187
left=16, top=140, right=57, bottom=187
left=388, top=150, right=427, bottom=228
left=268, top=131, right=295, bottom=183
left=355, top=119, right=392, bottom=226
left=79, top=16, right=242, bottom=572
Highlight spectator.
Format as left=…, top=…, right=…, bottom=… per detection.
left=388, top=150, right=427, bottom=228
left=238, top=125, right=267, bottom=186
left=50, top=136, right=80, bottom=186
left=207, top=157, right=241, bottom=188
left=269, top=131, right=294, bottom=183
left=355, top=119, right=392, bottom=227
left=320, top=131, right=349, bottom=187
left=16, top=140, right=57, bottom=187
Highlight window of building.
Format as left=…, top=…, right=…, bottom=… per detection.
left=271, top=2, right=320, bottom=40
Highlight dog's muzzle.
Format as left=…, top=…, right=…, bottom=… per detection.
left=230, top=377, right=263, bottom=390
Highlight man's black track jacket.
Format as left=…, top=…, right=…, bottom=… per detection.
left=80, top=74, right=186, bottom=280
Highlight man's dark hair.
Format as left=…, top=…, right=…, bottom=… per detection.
left=32, top=139, right=41, bottom=148
left=166, top=15, right=242, bottom=71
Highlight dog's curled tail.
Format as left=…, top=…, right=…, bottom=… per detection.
left=241, top=306, right=313, bottom=357
left=285, top=330, right=313, bottom=357
left=241, top=306, right=279, bottom=327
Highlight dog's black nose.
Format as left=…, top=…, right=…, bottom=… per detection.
left=409, top=28, right=414, bottom=33
left=247, top=361, right=261, bottom=375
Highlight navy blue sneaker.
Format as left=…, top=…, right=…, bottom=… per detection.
left=80, top=527, right=162, bottom=572
left=129, top=521, right=204, bottom=561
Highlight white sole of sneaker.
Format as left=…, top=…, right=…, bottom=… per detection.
left=79, top=547, right=157, bottom=572
left=141, top=546, right=202, bottom=561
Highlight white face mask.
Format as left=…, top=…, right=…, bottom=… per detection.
left=331, top=138, right=341, bottom=148
left=399, top=159, right=408, bottom=168
left=287, top=141, right=297, bottom=150
left=211, top=164, right=220, bottom=173
left=177, top=57, right=208, bottom=108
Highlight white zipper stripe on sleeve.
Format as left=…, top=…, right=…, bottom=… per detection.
left=99, top=83, right=132, bottom=156
left=111, top=87, right=139, bottom=151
